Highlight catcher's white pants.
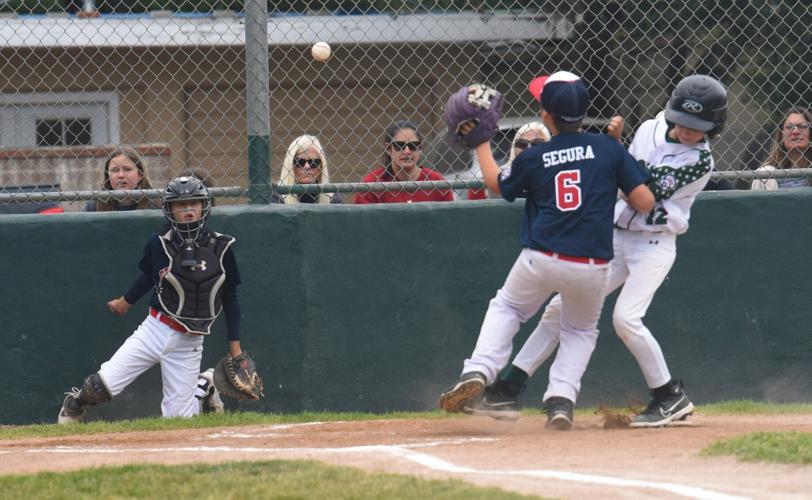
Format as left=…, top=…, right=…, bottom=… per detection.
left=462, top=248, right=609, bottom=403
left=98, top=313, right=204, bottom=417
left=513, top=228, right=677, bottom=389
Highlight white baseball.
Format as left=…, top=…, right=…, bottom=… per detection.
left=311, top=42, right=331, bottom=62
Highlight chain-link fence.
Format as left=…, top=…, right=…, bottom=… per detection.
left=0, top=1, right=810, bottom=211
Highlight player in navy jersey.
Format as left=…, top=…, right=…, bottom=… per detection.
left=474, top=75, right=728, bottom=428
left=439, top=71, right=654, bottom=430
left=58, top=176, right=245, bottom=423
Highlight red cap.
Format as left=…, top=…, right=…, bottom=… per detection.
left=528, top=76, right=549, bottom=101
left=527, top=71, right=590, bottom=123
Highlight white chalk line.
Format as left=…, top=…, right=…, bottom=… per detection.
left=5, top=436, right=748, bottom=500
left=207, top=422, right=342, bottom=438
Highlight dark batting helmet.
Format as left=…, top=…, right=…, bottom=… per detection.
left=664, top=75, right=728, bottom=139
left=162, top=176, right=211, bottom=242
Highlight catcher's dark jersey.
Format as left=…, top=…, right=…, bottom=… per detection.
left=123, top=230, right=242, bottom=340
left=499, top=131, right=648, bottom=261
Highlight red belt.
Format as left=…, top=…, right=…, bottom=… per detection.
left=536, top=248, right=609, bottom=265
left=150, top=307, right=189, bottom=333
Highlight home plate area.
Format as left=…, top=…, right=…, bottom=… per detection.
left=2, top=414, right=811, bottom=499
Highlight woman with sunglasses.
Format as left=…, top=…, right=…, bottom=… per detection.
left=468, top=121, right=551, bottom=200
left=275, top=135, right=342, bottom=204
left=355, top=120, right=453, bottom=204
left=752, top=107, right=812, bottom=190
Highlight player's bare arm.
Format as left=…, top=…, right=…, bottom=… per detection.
left=107, top=296, right=131, bottom=316
left=229, top=340, right=243, bottom=358
left=626, top=184, right=655, bottom=213
left=607, top=115, right=624, bottom=141
left=456, top=118, right=502, bottom=195
left=474, top=142, right=502, bottom=195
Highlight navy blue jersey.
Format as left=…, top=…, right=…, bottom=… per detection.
left=498, top=131, right=649, bottom=260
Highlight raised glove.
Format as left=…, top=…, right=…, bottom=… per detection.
left=213, top=352, right=265, bottom=400
left=444, top=83, right=503, bottom=149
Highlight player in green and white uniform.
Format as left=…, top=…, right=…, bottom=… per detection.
left=466, top=75, right=728, bottom=428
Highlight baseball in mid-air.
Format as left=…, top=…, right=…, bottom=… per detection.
left=311, top=42, right=331, bottom=62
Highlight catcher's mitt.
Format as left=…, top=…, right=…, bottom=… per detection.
left=213, top=352, right=265, bottom=400
left=444, top=83, right=503, bottom=149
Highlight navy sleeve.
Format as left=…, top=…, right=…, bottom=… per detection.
left=497, top=151, right=535, bottom=202
left=222, top=293, right=241, bottom=342
left=125, top=235, right=159, bottom=304
left=124, top=273, right=153, bottom=305
left=222, top=245, right=242, bottom=341
left=223, top=246, right=242, bottom=288
left=137, top=236, right=158, bottom=275
left=617, top=145, right=650, bottom=195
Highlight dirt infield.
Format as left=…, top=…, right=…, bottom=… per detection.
left=1, top=413, right=810, bottom=499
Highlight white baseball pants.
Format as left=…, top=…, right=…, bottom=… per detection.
left=462, top=248, right=609, bottom=403
left=513, top=229, right=677, bottom=389
left=98, top=314, right=204, bottom=417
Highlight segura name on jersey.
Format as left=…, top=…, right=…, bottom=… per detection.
left=542, top=145, right=595, bottom=168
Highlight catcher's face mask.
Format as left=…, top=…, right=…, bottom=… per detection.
left=162, top=176, right=212, bottom=244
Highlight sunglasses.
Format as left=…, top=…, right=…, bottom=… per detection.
left=389, top=141, right=422, bottom=152
left=783, top=122, right=811, bottom=132
left=294, top=157, right=322, bottom=169
left=514, top=139, right=546, bottom=150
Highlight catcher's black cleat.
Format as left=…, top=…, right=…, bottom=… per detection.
left=439, top=371, right=486, bottom=413
left=630, top=379, right=694, bottom=428
left=57, top=388, right=86, bottom=425
left=463, top=380, right=522, bottom=421
left=544, top=397, right=574, bottom=431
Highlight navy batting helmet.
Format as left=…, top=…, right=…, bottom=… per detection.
left=664, top=75, right=728, bottom=139
left=162, top=176, right=211, bottom=242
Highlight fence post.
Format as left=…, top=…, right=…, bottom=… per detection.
left=245, top=0, right=271, bottom=204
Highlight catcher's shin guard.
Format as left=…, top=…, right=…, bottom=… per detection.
left=77, top=373, right=112, bottom=406
left=58, top=373, right=112, bottom=425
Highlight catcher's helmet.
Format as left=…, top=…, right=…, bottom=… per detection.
left=664, top=75, right=728, bottom=138
left=162, top=176, right=211, bottom=242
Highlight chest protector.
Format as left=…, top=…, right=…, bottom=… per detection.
left=157, top=230, right=235, bottom=334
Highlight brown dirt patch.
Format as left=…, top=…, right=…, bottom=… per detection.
left=1, top=413, right=810, bottom=499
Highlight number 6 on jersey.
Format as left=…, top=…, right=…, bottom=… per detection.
left=555, top=170, right=582, bottom=211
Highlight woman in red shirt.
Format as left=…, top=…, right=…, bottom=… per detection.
left=355, top=120, right=453, bottom=204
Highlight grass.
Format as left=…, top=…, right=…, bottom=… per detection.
left=699, top=400, right=812, bottom=415
left=0, top=460, right=542, bottom=500
left=702, top=431, right=812, bottom=464
left=0, top=411, right=452, bottom=440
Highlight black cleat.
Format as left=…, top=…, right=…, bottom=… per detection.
left=630, top=379, right=694, bottom=428
left=57, top=388, right=85, bottom=425
left=463, top=381, right=522, bottom=421
left=544, top=396, right=574, bottom=431
left=439, top=372, right=487, bottom=413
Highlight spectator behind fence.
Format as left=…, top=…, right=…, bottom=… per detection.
left=751, top=107, right=812, bottom=190
left=179, top=168, right=217, bottom=206
left=86, top=147, right=159, bottom=212
left=468, top=121, right=551, bottom=200
left=273, top=135, right=342, bottom=204
left=355, top=120, right=454, bottom=204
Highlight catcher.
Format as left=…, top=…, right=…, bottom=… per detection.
left=58, top=176, right=263, bottom=424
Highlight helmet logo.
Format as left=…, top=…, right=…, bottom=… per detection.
left=681, top=100, right=703, bottom=113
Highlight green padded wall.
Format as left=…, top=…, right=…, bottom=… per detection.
left=1, top=190, right=810, bottom=424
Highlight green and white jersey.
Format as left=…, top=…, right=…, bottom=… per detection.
left=614, top=112, right=713, bottom=235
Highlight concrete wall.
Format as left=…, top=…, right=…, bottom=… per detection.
left=2, top=190, right=811, bottom=424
